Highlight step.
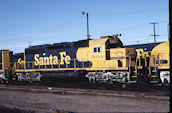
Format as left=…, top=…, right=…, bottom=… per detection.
left=130, top=81, right=137, bottom=83
left=151, top=76, right=158, bottom=78
left=152, top=70, right=157, bottom=72
left=150, top=81, right=158, bottom=83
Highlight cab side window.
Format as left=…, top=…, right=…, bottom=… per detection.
left=94, top=48, right=97, bottom=52
left=160, top=60, right=168, bottom=64
left=94, top=47, right=101, bottom=53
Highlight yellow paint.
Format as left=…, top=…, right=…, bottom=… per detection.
left=17, top=58, right=25, bottom=70
left=107, top=48, right=135, bottom=69
left=76, top=36, right=135, bottom=71
left=130, top=81, right=137, bottom=83
left=34, top=52, right=71, bottom=66
left=151, top=41, right=169, bottom=70
left=150, top=81, right=158, bottom=83
left=136, top=49, right=144, bottom=58
left=0, top=70, right=4, bottom=73
left=0, top=50, right=13, bottom=76
left=76, top=47, right=89, bottom=61
left=18, top=58, right=24, bottom=65
left=2, top=50, right=10, bottom=71
left=76, top=38, right=107, bottom=70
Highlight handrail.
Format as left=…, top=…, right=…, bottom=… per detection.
left=129, top=56, right=131, bottom=73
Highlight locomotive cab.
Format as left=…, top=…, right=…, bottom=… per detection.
left=103, top=35, right=123, bottom=60
left=80, top=34, right=137, bottom=84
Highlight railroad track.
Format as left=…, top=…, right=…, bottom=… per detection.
left=0, top=84, right=169, bottom=100
left=7, top=80, right=170, bottom=92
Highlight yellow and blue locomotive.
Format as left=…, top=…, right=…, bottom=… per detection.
left=0, top=34, right=170, bottom=85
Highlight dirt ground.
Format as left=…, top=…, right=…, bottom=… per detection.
left=0, top=90, right=169, bottom=113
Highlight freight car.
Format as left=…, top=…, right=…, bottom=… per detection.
left=0, top=34, right=170, bottom=86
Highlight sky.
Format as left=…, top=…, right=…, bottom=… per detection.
left=0, top=0, right=169, bottom=53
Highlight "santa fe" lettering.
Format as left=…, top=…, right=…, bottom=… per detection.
left=34, top=52, right=71, bottom=66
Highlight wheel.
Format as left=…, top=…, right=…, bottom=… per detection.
left=88, top=77, right=96, bottom=84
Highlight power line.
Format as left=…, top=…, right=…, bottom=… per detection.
left=123, top=37, right=168, bottom=45
left=91, top=22, right=151, bottom=38
left=91, top=8, right=168, bottom=15
left=0, top=16, right=82, bottom=43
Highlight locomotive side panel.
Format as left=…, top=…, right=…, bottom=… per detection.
left=76, top=36, right=125, bottom=71
left=105, top=48, right=135, bottom=70
left=24, top=46, right=92, bottom=71
left=87, top=38, right=107, bottom=70
left=151, top=41, right=169, bottom=69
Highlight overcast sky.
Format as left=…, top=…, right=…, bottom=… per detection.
left=0, top=0, right=169, bottom=53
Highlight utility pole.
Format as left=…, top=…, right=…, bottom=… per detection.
left=81, top=11, right=90, bottom=40
left=150, top=22, right=159, bottom=43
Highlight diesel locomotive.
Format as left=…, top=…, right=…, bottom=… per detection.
left=0, top=34, right=170, bottom=85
